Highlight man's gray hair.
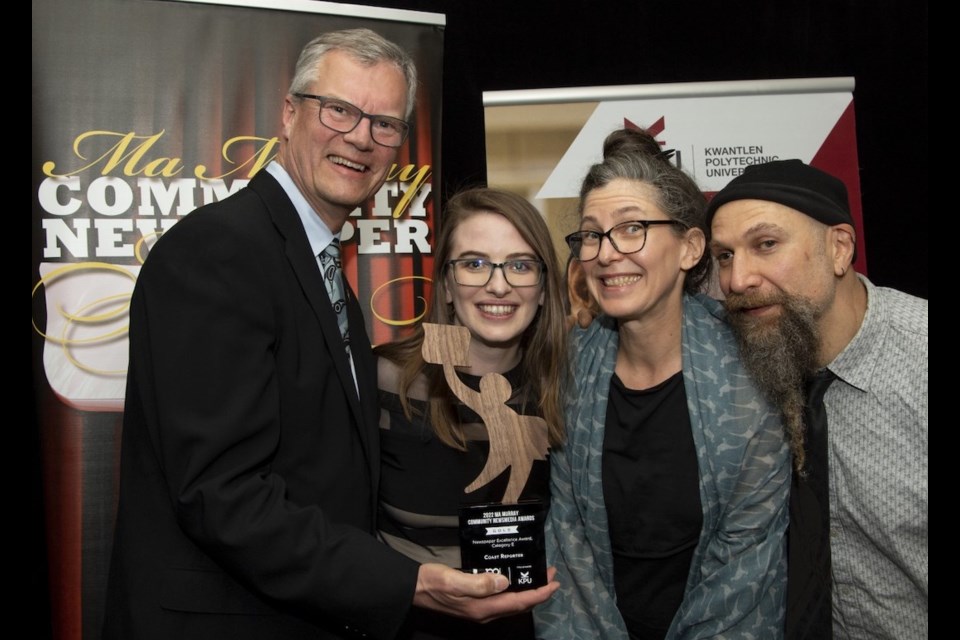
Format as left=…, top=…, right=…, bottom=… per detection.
left=289, top=28, right=418, bottom=119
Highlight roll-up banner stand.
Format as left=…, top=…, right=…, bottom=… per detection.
left=484, top=77, right=865, bottom=274
left=32, top=1, right=445, bottom=636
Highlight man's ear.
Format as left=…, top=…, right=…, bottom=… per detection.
left=829, top=223, right=857, bottom=276
left=281, top=95, right=297, bottom=141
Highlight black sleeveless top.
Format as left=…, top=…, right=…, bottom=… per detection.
left=602, top=371, right=703, bottom=640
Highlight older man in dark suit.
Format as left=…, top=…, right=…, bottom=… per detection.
left=103, top=28, right=557, bottom=640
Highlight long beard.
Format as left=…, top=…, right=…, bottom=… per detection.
left=725, top=291, right=821, bottom=472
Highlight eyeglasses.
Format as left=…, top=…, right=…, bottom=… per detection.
left=446, top=258, right=545, bottom=287
left=565, top=219, right=687, bottom=262
left=294, top=93, right=410, bottom=148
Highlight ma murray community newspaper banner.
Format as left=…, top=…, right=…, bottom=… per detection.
left=32, top=1, right=444, bottom=637
left=490, top=77, right=865, bottom=273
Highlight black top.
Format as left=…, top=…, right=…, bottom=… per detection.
left=602, top=371, right=702, bottom=640
left=378, top=364, right=549, bottom=640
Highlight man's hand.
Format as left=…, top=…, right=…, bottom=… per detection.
left=413, top=564, right=559, bottom=623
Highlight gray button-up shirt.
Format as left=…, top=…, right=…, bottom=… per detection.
left=825, top=275, right=928, bottom=639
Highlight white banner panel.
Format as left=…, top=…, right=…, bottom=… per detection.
left=485, top=77, right=865, bottom=274
left=538, top=91, right=852, bottom=196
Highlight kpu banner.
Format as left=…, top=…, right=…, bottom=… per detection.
left=525, top=78, right=865, bottom=273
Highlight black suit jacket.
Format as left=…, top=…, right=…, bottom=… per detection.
left=103, top=171, right=419, bottom=639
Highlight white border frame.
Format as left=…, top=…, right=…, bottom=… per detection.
left=484, top=77, right=854, bottom=106
left=168, top=0, right=446, bottom=25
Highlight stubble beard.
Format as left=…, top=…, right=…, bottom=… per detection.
left=725, top=291, right=822, bottom=472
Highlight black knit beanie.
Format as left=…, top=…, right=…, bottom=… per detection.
left=705, top=159, right=852, bottom=228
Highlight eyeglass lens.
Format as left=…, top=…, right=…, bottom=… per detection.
left=318, top=98, right=407, bottom=147
left=450, top=259, right=543, bottom=287
left=569, top=222, right=649, bottom=260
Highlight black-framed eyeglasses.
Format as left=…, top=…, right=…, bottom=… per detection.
left=294, top=93, right=410, bottom=148
left=446, top=258, right=545, bottom=287
left=565, top=219, right=687, bottom=262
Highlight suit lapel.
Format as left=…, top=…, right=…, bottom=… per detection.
left=248, top=171, right=373, bottom=460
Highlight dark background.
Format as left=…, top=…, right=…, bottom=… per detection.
left=33, top=0, right=927, bottom=636
left=349, top=0, right=928, bottom=299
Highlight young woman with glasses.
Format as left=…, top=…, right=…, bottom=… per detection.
left=374, top=187, right=567, bottom=639
left=534, top=128, right=791, bottom=640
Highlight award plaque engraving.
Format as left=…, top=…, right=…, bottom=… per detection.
left=422, top=323, right=549, bottom=591
left=458, top=501, right=547, bottom=590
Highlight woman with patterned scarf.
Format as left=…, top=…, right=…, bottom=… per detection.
left=535, top=128, right=791, bottom=640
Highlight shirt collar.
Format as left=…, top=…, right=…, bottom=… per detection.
left=265, top=161, right=336, bottom=255
left=826, top=274, right=882, bottom=393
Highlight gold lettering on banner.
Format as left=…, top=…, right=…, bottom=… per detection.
left=194, top=136, right=279, bottom=180
left=40, top=131, right=281, bottom=181
left=31, top=262, right=138, bottom=376
left=370, top=275, right=431, bottom=326
left=42, top=130, right=183, bottom=178
left=386, top=164, right=431, bottom=218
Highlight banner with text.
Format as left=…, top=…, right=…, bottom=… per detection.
left=32, top=1, right=444, bottom=637
left=536, top=83, right=866, bottom=272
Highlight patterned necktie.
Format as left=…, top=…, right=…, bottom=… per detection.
left=319, top=239, right=350, bottom=353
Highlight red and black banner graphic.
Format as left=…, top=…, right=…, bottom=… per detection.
left=32, top=1, right=444, bottom=636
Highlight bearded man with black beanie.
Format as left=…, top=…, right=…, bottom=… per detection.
left=706, top=160, right=927, bottom=640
